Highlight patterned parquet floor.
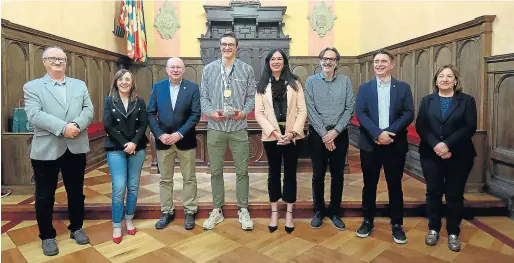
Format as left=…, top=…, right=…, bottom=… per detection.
left=2, top=216, right=514, bottom=263
left=2, top=146, right=513, bottom=262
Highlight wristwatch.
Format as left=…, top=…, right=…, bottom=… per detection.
left=291, top=131, right=298, bottom=138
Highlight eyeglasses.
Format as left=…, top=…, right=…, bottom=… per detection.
left=321, top=57, right=337, bottom=63
left=44, top=57, right=67, bottom=63
left=166, top=66, right=183, bottom=70
left=221, top=43, right=236, bottom=48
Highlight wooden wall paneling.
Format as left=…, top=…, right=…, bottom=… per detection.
left=359, top=63, right=366, bottom=86
left=1, top=134, right=34, bottom=185
left=367, top=61, right=374, bottom=82
left=87, top=59, right=99, bottom=122
left=415, top=50, right=430, bottom=120
left=101, top=61, right=112, bottom=118
left=400, top=52, right=414, bottom=96
left=73, top=55, right=87, bottom=83
left=486, top=53, right=514, bottom=217
left=32, top=45, right=46, bottom=79
left=434, top=44, right=452, bottom=69
left=3, top=41, right=29, bottom=132
left=157, top=65, right=167, bottom=83
left=291, top=65, right=310, bottom=86
left=134, top=66, right=154, bottom=103
left=184, top=66, right=198, bottom=84
left=458, top=38, right=482, bottom=126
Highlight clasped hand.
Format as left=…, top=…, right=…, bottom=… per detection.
left=272, top=131, right=293, bottom=145
left=434, top=142, right=452, bottom=159
left=375, top=131, right=395, bottom=145
left=63, top=123, right=80, bottom=139
left=210, top=110, right=246, bottom=121
left=159, top=132, right=182, bottom=146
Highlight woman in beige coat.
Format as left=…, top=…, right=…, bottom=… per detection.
left=255, top=49, right=307, bottom=234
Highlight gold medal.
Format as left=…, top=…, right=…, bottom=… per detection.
left=224, top=90, right=232, bottom=98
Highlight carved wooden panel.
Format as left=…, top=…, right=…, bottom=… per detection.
left=157, top=66, right=167, bottom=82
left=495, top=75, right=514, bottom=151
left=184, top=66, right=198, bottom=84
left=368, top=62, right=374, bottom=81
left=338, top=65, right=356, bottom=94
left=3, top=42, right=28, bottom=132
left=102, top=61, right=111, bottom=99
left=434, top=45, right=452, bottom=70
left=458, top=40, right=481, bottom=106
left=101, top=61, right=111, bottom=119
left=74, top=55, right=87, bottom=83
left=291, top=65, right=310, bottom=86
left=359, top=63, right=366, bottom=86
left=89, top=59, right=101, bottom=122
left=400, top=53, right=414, bottom=91
left=260, top=49, right=270, bottom=77
left=314, top=65, right=322, bottom=74
left=33, top=47, right=46, bottom=79
left=415, top=50, right=430, bottom=118
left=135, top=66, right=153, bottom=102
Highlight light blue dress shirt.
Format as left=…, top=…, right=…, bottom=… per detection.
left=376, top=76, right=391, bottom=129
left=169, top=80, right=181, bottom=110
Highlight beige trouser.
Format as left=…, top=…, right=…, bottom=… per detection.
left=156, top=145, right=198, bottom=214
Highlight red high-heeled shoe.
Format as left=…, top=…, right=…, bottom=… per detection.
left=127, top=227, right=136, bottom=235
left=112, top=236, right=122, bottom=244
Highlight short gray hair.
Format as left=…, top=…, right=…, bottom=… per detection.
left=42, top=46, right=66, bottom=59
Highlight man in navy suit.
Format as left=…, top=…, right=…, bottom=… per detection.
left=148, top=57, right=201, bottom=230
left=355, top=49, right=414, bottom=244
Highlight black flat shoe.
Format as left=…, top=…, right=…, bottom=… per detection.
left=269, top=210, right=278, bottom=233
left=285, top=210, right=294, bottom=234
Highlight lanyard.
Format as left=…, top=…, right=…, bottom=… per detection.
left=220, top=60, right=235, bottom=91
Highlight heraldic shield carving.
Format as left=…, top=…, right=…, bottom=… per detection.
left=307, top=1, right=337, bottom=38
left=154, top=0, right=180, bottom=40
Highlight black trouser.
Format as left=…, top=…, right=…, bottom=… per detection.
left=361, top=145, right=406, bottom=225
left=263, top=126, right=299, bottom=203
left=421, top=155, right=473, bottom=236
left=309, top=126, right=349, bottom=217
left=32, top=149, right=86, bottom=240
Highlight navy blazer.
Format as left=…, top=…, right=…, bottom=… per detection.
left=415, top=92, right=477, bottom=160
left=147, top=79, right=201, bottom=150
left=355, top=78, right=414, bottom=153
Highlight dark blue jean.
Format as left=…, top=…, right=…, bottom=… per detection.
left=107, top=149, right=146, bottom=227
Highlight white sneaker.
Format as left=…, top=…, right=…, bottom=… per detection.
left=238, top=208, right=254, bottom=231
left=203, top=208, right=224, bottom=230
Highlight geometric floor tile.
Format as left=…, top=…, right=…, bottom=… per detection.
left=1, top=218, right=513, bottom=263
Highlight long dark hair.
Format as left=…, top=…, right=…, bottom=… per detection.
left=109, top=69, right=138, bottom=101
left=257, top=49, right=299, bottom=94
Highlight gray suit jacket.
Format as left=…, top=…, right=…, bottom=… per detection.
left=24, top=74, right=94, bottom=160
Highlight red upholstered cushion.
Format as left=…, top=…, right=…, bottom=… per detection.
left=87, top=122, right=105, bottom=139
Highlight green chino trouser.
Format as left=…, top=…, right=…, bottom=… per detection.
left=207, top=130, right=249, bottom=208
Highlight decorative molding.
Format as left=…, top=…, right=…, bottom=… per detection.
left=307, top=1, right=337, bottom=38
left=154, top=0, right=180, bottom=40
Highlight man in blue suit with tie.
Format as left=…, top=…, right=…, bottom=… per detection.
left=148, top=57, right=201, bottom=230
left=355, top=49, right=414, bottom=244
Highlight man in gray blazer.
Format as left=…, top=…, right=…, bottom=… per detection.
left=24, top=46, right=94, bottom=256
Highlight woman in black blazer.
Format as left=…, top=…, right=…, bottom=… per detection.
left=104, top=69, right=148, bottom=244
left=415, top=64, right=477, bottom=252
